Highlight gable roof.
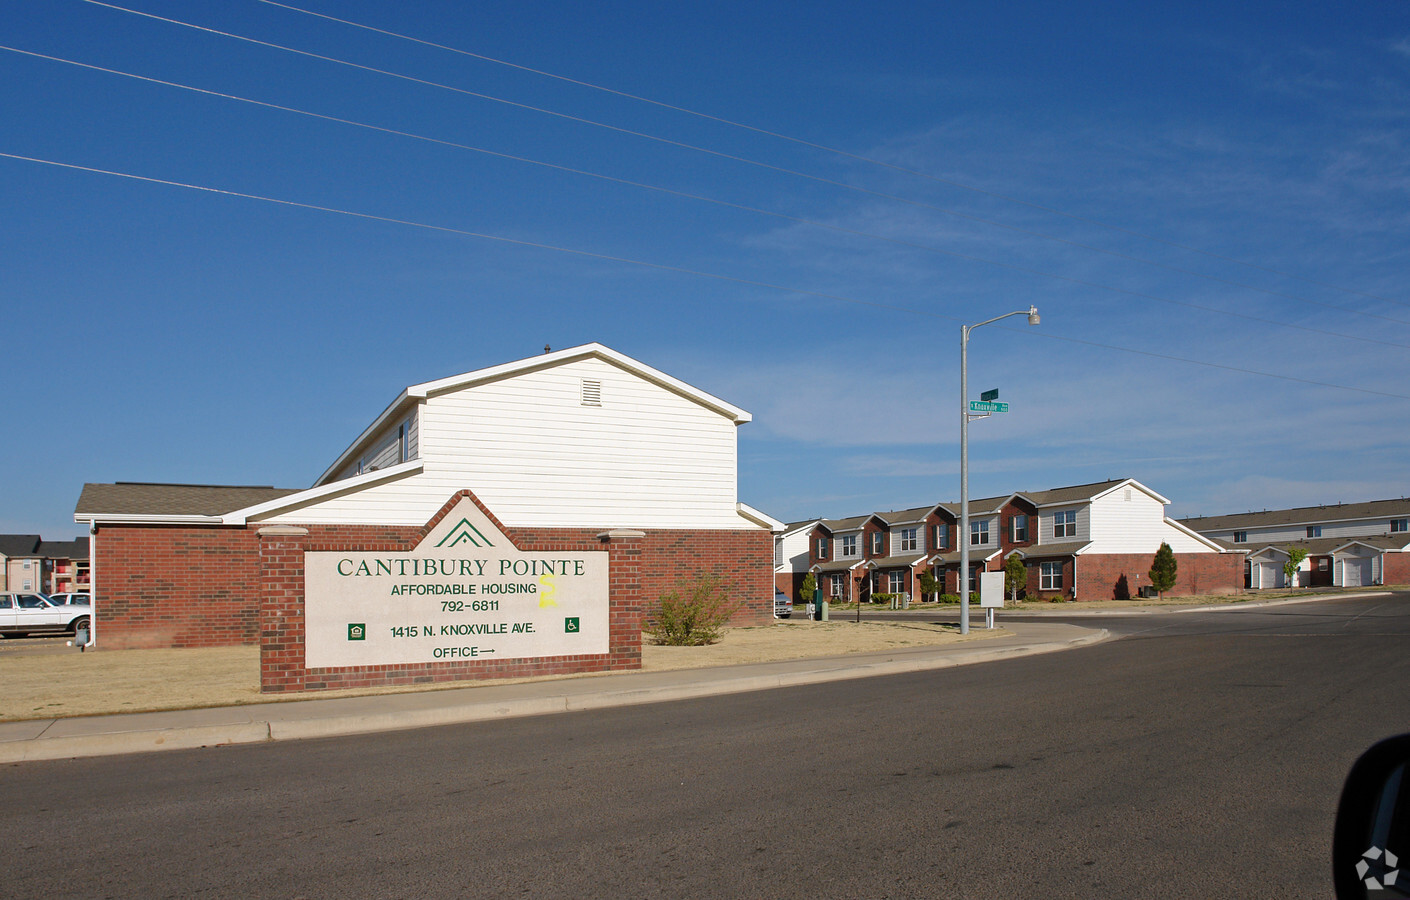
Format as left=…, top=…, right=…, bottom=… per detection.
left=1180, top=498, right=1410, bottom=532
left=37, top=538, right=88, bottom=561
left=75, top=483, right=302, bottom=522
left=0, top=534, right=41, bottom=558
left=317, top=343, right=752, bottom=487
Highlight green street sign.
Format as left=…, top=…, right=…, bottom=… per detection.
left=969, top=400, right=1010, bottom=413
left=980, top=389, right=999, bottom=402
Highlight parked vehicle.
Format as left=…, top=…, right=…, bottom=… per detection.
left=46, top=592, right=92, bottom=606
left=0, top=593, right=90, bottom=638
left=774, top=589, right=792, bottom=619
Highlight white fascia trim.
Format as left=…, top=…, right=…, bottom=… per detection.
left=1163, top=517, right=1227, bottom=552
left=1090, top=479, right=1170, bottom=506
left=73, top=514, right=225, bottom=526
left=1331, top=539, right=1400, bottom=554
left=410, top=343, right=752, bottom=423
left=225, top=460, right=424, bottom=524
left=1066, top=543, right=1099, bottom=556
left=779, top=520, right=822, bottom=539
left=737, top=502, right=785, bottom=532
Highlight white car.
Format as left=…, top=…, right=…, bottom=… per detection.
left=0, top=593, right=91, bottom=638
left=46, top=592, right=92, bottom=606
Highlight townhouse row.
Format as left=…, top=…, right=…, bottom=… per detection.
left=1179, top=499, right=1410, bottom=588
left=775, top=479, right=1242, bottom=603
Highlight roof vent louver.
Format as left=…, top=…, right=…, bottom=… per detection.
left=581, top=379, right=602, bottom=406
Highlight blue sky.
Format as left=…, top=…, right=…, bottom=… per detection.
left=3, top=0, right=1408, bottom=537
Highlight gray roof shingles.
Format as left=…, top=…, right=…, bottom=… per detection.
left=75, top=483, right=302, bottom=518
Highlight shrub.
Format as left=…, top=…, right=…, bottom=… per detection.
left=644, top=573, right=741, bottom=646
left=871, top=592, right=897, bottom=605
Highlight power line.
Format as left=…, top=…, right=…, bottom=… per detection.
left=75, top=1, right=1410, bottom=324
left=12, top=44, right=1410, bottom=353
left=253, top=0, right=1410, bottom=313
left=4, top=149, right=1406, bottom=403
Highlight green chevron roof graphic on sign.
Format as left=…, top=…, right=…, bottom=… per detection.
left=436, top=518, right=494, bottom=548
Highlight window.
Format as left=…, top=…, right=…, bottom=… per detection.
left=970, top=520, right=989, bottom=546
left=841, top=534, right=857, bottom=557
left=398, top=423, right=408, bottom=463
left=816, top=538, right=828, bottom=560
left=871, top=532, right=885, bottom=555
left=1393, top=519, right=1408, bottom=533
left=1040, top=561, right=1063, bottom=591
left=934, top=523, right=949, bottom=550
left=1054, top=510, right=1077, bottom=539
left=888, top=571, right=906, bottom=593
left=1233, top=531, right=1247, bottom=544
left=829, top=573, right=845, bottom=599
left=1318, top=558, right=1330, bottom=571
left=899, top=528, right=918, bottom=552
left=1306, top=525, right=1322, bottom=538
left=1011, top=514, right=1029, bottom=542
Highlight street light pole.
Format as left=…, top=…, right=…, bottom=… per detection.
left=959, top=306, right=1039, bottom=635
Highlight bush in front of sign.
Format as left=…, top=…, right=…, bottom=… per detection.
left=644, top=572, right=741, bottom=646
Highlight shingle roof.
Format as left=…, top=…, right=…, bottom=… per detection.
left=37, top=539, right=88, bottom=561
left=0, top=534, right=41, bottom=557
left=1017, top=480, right=1130, bottom=506
left=75, top=483, right=303, bottom=518
left=1180, top=498, right=1410, bottom=532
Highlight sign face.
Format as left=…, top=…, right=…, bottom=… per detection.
left=980, top=388, right=999, bottom=402
left=969, top=400, right=1010, bottom=413
left=979, top=571, right=1006, bottom=608
left=304, top=497, right=609, bottom=668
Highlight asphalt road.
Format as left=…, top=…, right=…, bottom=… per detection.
left=4, top=594, right=1406, bottom=899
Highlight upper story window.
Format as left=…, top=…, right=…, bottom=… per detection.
left=816, top=537, right=828, bottom=560
left=1306, top=525, right=1322, bottom=538
left=1054, top=510, right=1077, bottom=539
left=934, top=523, right=949, bottom=551
left=1233, top=531, right=1247, bottom=544
left=1011, top=514, right=1029, bottom=543
left=899, top=528, right=918, bottom=552
left=398, top=423, right=409, bottom=463
left=1392, top=518, right=1408, bottom=533
left=970, top=520, right=989, bottom=546
left=841, top=534, right=858, bottom=557
left=871, top=532, right=885, bottom=555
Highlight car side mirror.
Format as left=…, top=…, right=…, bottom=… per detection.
left=1334, top=734, right=1410, bottom=897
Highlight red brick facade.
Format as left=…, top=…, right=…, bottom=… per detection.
left=91, top=491, right=773, bottom=691
left=1074, top=552, right=1244, bottom=601
left=1383, top=553, right=1410, bottom=585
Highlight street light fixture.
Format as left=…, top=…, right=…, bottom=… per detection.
left=959, top=305, right=1040, bottom=635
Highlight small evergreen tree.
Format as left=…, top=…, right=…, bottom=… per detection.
left=917, top=571, right=939, bottom=603
left=799, top=571, right=817, bottom=605
left=1004, top=552, right=1027, bottom=604
left=1148, top=542, right=1178, bottom=599
left=1283, top=547, right=1309, bottom=588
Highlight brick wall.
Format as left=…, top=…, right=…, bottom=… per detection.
left=92, top=497, right=773, bottom=690
left=1074, top=552, right=1243, bottom=601
left=1383, top=552, right=1410, bottom=585
left=92, top=524, right=262, bottom=649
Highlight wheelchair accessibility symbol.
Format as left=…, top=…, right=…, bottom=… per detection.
left=564, top=617, right=580, bottom=633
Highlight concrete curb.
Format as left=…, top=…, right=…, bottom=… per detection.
left=1173, top=591, right=1390, bottom=613
left=0, top=627, right=1108, bottom=763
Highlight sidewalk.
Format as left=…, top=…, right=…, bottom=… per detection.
left=0, top=621, right=1105, bottom=763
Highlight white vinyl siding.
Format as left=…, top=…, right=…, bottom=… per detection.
left=261, top=357, right=750, bottom=529
left=1087, top=489, right=1211, bottom=553
left=1203, top=516, right=1407, bottom=545
left=334, top=411, right=419, bottom=480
